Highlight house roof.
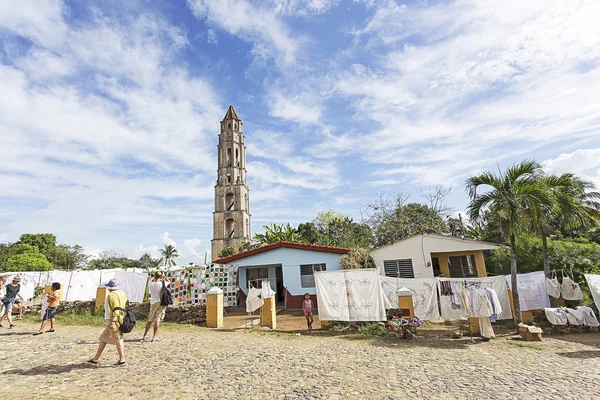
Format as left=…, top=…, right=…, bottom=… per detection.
left=222, top=105, right=240, bottom=121
left=371, top=233, right=501, bottom=253
left=213, top=241, right=351, bottom=264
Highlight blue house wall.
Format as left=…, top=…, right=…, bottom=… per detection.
left=232, top=248, right=344, bottom=296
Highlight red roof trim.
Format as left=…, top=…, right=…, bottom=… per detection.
left=213, top=241, right=351, bottom=264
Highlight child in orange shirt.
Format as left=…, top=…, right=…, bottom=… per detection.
left=34, top=282, right=61, bottom=335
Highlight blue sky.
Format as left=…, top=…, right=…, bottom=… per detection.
left=1, top=0, right=599, bottom=264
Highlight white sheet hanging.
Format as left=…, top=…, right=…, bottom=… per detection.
left=100, top=270, right=147, bottom=303
left=561, top=275, right=584, bottom=301
left=315, top=269, right=386, bottom=322
left=437, top=276, right=512, bottom=320
left=504, top=271, right=551, bottom=311
left=544, top=308, right=568, bottom=325
left=545, top=273, right=561, bottom=298
left=63, top=270, right=102, bottom=301
left=584, top=274, right=600, bottom=311
left=380, top=277, right=440, bottom=321
left=564, top=308, right=585, bottom=325
left=576, top=306, right=600, bottom=328
left=246, top=287, right=264, bottom=313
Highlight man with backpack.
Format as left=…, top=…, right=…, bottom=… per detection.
left=140, top=271, right=171, bottom=343
left=88, top=278, right=129, bottom=366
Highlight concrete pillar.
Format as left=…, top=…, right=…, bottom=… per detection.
left=206, top=287, right=224, bottom=328
left=95, top=287, right=108, bottom=310
left=398, top=287, right=416, bottom=332
left=469, top=317, right=480, bottom=334
left=260, top=295, right=276, bottom=329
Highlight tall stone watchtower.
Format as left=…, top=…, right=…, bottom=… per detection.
left=211, top=106, right=251, bottom=260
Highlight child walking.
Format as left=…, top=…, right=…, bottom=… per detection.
left=34, top=282, right=61, bottom=335
left=303, top=293, right=314, bottom=333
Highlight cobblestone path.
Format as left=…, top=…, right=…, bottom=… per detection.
left=1, top=323, right=599, bottom=399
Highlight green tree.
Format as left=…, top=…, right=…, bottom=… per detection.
left=312, top=211, right=373, bottom=248
left=253, top=223, right=306, bottom=245
left=139, top=253, right=163, bottom=270
left=4, top=244, right=52, bottom=271
left=297, top=222, right=321, bottom=244
left=0, top=242, right=19, bottom=271
left=466, top=160, right=551, bottom=322
left=49, top=244, right=89, bottom=270
left=218, top=247, right=236, bottom=258
left=238, top=241, right=254, bottom=252
left=19, top=233, right=57, bottom=258
left=159, top=245, right=179, bottom=267
left=534, top=173, right=600, bottom=278
left=340, top=248, right=376, bottom=269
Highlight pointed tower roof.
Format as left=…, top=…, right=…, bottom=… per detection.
left=222, top=105, right=240, bottom=121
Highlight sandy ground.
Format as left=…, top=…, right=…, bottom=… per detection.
left=1, top=318, right=599, bottom=400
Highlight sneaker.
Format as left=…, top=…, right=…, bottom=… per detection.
left=151, top=337, right=160, bottom=342
left=140, top=336, right=148, bottom=343
left=9, top=324, right=16, bottom=328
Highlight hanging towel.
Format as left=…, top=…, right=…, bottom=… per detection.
left=564, top=308, right=585, bottom=325
left=544, top=308, right=568, bottom=326
left=576, top=306, right=600, bottom=328
left=246, top=287, right=264, bottom=313
left=545, top=272, right=561, bottom=298
left=561, top=273, right=583, bottom=301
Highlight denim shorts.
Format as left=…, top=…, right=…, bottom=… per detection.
left=42, top=307, right=58, bottom=321
left=1, top=298, right=15, bottom=310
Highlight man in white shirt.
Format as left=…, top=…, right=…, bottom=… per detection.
left=140, top=271, right=171, bottom=343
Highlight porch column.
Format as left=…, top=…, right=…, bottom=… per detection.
left=473, top=251, right=488, bottom=277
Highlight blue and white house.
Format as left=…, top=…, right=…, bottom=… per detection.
left=213, top=241, right=350, bottom=309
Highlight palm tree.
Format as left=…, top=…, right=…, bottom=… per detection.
left=159, top=245, right=179, bottom=268
left=466, top=160, right=551, bottom=323
left=536, top=174, right=600, bottom=278
left=253, top=223, right=306, bottom=245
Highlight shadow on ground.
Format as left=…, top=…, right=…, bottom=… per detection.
left=3, top=363, right=98, bottom=376
left=556, top=350, right=600, bottom=359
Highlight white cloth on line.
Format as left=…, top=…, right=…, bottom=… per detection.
left=479, top=316, right=495, bottom=339
left=576, top=306, right=600, bottom=328
left=437, top=276, right=512, bottom=320
left=40, top=297, right=49, bottom=321
left=379, top=277, right=440, bottom=321
left=561, top=276, right=584, bottom=301
left=584, top=274, right=600, bottom=311
left=315, top=269, right=386, bottom=322
left=544, top=308, right=567, bottom=325
left=246, top=287, right=264, bottom=313
left=504, top=271, right=551, bottom=311
left=564, top=308, right=585, bottom=325
left=545, top=276, right=561, bottom=298
left=261, top=281, right=276, bottom=300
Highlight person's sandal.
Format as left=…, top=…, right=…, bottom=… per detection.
left=87, top=359, right=99, bottom=364
left=9, top=324, right=15, bottom=328
left=114, top=360, right=126, bottom=366
left=151, top=337, right=160, bottom=342
left=33, top=332, right=43, bottom=336
left=47, top=329, right=55, bottom=333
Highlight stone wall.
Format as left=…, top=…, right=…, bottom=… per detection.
left=54, top=301, right=206, bottom=325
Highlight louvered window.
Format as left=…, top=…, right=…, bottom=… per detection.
left=447, top=255, right=478, bottom=278
left=300, top=263, right=326, bottom=288
left=383, top=259, right=415, bottom=278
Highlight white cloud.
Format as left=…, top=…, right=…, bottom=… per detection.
left=267, top=89, right=322, bottom=124
left=542, top=149, right=600, bottom=189
left=187, top=0, right=301, bottom=65
left=206, top=28, right=217, bottom=45
left=326, top=0, right=600, bottom=185
left=271, top=0, right=339, bottom=16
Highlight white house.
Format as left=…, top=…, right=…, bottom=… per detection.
left=213, top=241, right=350, bottom=309
left=369, top=233, right=501, bottom=279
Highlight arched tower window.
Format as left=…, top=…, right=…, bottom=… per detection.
left=228, top=123, right=231, bottom=130
left=246, top=218, right=249, bottom=237
left=235, top=148, right=239, bottom=165
left=226, top=148, right=232, bottom=166
left=225, top=192, right=234, bottom=211
left=225, top=218, right=235, bottom=238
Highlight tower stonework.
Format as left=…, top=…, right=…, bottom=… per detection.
left=211, top=106, right=251, bottom=260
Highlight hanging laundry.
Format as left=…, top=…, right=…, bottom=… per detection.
left=561, top=272, right=583, bottom=301
left=484, top=288, right=502, bottom=322
left=584, top=274, right=600, bottom=311
left=315, top=269, right=386, bottom=322
left=576, top=306, right=600, bottom=328
left=379, top=277, right=440, bottom=321
left=545, top=272, right=561, bottom=298
left=504, top=271, right=551, bottom=311
left=246, top=287, right=264, bottom=313
left=563, top=307, right=585, bottom=326
left=437, top=277, right=512, bottom=320
left=544, top=308, right=568, bottom=326
left=261, top=280, right=276, bottom=300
